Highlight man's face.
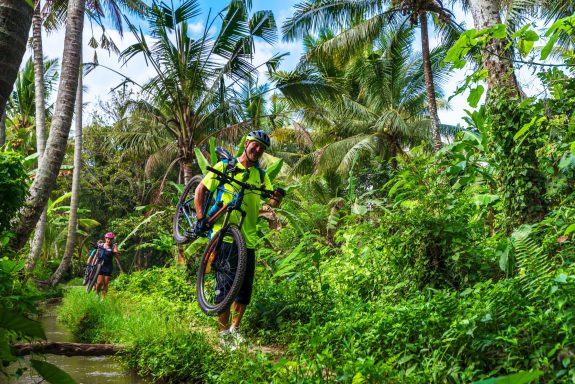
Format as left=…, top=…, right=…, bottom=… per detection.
left=245, top=140, right=266, bottom=162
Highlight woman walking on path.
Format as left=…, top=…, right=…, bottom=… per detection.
left=94, top=232, right=119, bottom=297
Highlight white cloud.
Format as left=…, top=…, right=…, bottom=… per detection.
left=188, top=21, right=205, bottom=35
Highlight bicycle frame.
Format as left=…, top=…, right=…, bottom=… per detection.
left=206, top=184, right=247, bottom=229
left=202, top=165, right=273, bottom=249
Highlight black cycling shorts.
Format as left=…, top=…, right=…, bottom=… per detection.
left=99, top=264, right=113, bottom=277
left=214, top=246, right=256, bottom=306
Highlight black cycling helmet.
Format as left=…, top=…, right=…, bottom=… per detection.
left=246, top=130, right=271, bottom=148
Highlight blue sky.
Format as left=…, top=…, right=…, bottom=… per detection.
left=25, top=0, right=546, bottom=128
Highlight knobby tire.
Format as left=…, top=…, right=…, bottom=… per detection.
left=196, top=226, right=247, bottom=316
left=86, top=263, right=101, bottom=293
left=82, top=265, right=91, bottom=286
left=173, top=175, right=205, bottom=244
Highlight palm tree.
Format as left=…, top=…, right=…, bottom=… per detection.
left=284, top=25, right=452, bottom=176
left=120, top=0, right=279, bottom=184
left=0, top=0, right=33, bottom=118
left=29, top=0, right=50, bottom=273
left=41, top=0, right=147, bottom=55
left=4, top=57, right=58, bottom=268
left=11, top=0, right=85, bottom=251
left=4, top=57, right=59, bottom=155
left=24, top=0, right=146, bottom=272
left=50, top=62, right=83, bottom=286
left=283, top=0, right=460, bottom=151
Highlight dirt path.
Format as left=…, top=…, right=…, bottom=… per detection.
left=195, top=323, right=286, bottom=356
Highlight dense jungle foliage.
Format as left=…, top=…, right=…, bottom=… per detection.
left=1, top=0, right=575, bottom=383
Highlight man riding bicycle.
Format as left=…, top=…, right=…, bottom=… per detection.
left=193, top=130, right=284, bottom=348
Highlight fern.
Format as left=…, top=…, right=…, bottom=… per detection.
left=511, top=225, right=554, bottom=297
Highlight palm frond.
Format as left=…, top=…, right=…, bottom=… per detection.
left=317, top=134, right=371, bottom=174
left=249, top=10, right=277, bottom=45
left=282, top=0, right=385, bottom=42
left=271, top=68, right=343, bottom=107
left=307, top=12, right=389, bottom=62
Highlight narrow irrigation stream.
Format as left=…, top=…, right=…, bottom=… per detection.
left=9, top=304, right=144, bottom=384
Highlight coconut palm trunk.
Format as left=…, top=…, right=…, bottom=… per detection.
left=468, top=0, right=519, bottom=95
left=179, top=143, right=195, bottom=185
left=419, top=12, right=442, bottom=151
left=0, top=111, right=5, bottom=147
left=50, top=64, right=82, bottom=286
left=0, top=0, right=33, bottom=117
left=469, top=0, right=545, bottom=227
left=26, top=0, right=49, bottom=272
left=11, top=0, right=85, bottom=251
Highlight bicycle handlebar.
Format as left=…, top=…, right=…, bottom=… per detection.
left=206, top=166, right=275, bottom=197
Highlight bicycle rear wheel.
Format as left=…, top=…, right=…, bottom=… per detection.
left=196, top=226, right=247, bottom=316
left=86, top=263, right=101, bottom=293
left=173, top=175, right=206, bottom=244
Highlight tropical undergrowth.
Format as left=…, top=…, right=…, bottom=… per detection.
left=58, top=146, right=575, bottom=382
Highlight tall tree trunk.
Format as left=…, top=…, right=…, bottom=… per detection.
left=27, top=0, right=48, bottom=272
left=50, top=63, right=82, bottom=286
left=180, top=147, right=194, bottom=185
left=0, top=0, right=33, bottom=117
left=11, top=0, right=85, bottom=251
left=27, top=209, right=48, bottom=270
left=0, top=111, right=5, bottom=148
left=419, top=12, right=442, bottom=151
left=469, top=0, right=546, bottom=228
left=468, top=0, right=520, bottom=95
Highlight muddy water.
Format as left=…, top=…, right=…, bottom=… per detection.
left=8, top=305, right=145, bottom=384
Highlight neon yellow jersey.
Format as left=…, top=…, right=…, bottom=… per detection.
left=202, top=160, right=272, bottom=249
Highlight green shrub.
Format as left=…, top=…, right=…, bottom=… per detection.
left=0, top=151, right=27, bottom=242
left=122, top=331, right=217, bottom=383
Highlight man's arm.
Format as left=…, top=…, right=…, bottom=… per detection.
left=194, top=182, right=210, bottom=219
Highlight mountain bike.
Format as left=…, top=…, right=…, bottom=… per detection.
left=83, top=244, right=98, bottom=286
left=173, top=162, right=275, bottom=316
left=83, top=263, right=93, bottom=286
left=85, top=258, right=103, bottom=293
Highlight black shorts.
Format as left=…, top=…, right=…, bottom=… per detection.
left=99, top=264, right=113, bottom=277
left=214, top=246, right=256, bottom=306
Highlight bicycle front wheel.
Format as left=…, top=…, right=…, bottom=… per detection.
left=173, top=175, right=205, bottom=244
left=86, top=263, right=101, bottom=293
left=196, top=226, right=247, bottom=316
left=82, top=265, right=92, bottom=286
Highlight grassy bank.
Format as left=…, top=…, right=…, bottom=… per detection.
left=59, top=226, right=575, bottom=383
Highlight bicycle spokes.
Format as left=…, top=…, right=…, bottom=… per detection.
left=173, top=175, right=204, bottom=244
left=179, top=202, right=197, bottom=236
left=196, top=227, right=247, bottom=315
left=202, top=243, right=238, bottom=305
